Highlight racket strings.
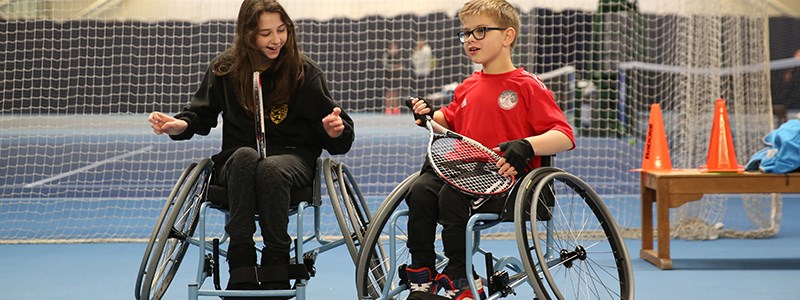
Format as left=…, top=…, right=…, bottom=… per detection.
left=429, top=137, right=512, bottom=195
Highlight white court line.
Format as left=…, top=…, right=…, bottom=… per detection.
left=22, top=146, right=154, bottom=188
left=619, top=57, right=800, bottom=75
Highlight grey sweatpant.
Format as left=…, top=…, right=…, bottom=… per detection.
left=217, top=147, right=313, bottom=268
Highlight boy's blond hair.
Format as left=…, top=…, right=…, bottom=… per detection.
left=458, top=0, right=521, bottom=48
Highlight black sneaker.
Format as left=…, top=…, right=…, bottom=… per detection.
left=223, top=266, right=267, bottom=300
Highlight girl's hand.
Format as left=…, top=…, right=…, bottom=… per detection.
left=148, top=111, right=187, bottom=135
left=322, top=107, right=345, bottom=138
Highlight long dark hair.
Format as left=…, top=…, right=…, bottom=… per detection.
left=213, top=0, right=304, bottom=113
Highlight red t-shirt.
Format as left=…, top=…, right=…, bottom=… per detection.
left=440, top=68, right=575, bottom=171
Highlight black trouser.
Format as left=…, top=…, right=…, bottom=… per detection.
left=217, top=147, right=313, bottom=269
left=405, top=162, right=508, bottom=280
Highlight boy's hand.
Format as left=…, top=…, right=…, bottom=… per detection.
left=405, top=97, right=433, bottom=127
left=495, top=139, right=535, bottom=175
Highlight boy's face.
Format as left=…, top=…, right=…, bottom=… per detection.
left=460, top=14, right=509, bottom=67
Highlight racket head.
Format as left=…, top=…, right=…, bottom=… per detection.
left=252, top=71, right=267, bottom=159
left=426, top=127, right=514, bottom=196
left=404, top=97, right=513, bottom=196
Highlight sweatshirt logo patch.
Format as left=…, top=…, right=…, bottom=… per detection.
left=270, top=104, right=288, bottom=124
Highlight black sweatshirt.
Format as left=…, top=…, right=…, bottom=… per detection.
left=170, top=55, right=355, bottom=175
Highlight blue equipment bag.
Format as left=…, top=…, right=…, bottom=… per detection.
left=745, top=119, right=800, bottom=174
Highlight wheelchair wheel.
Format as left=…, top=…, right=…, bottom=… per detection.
left=514, top=170, right=634, bottom=300
left=356, top=173, right=448, bottom=300
left=324, top=158, right=373, bottom=263
left=139, top=158, right=212, bottom=300
left=135, top=161, right=197, bottom=300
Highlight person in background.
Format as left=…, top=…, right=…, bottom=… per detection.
left=384, top=41, right=404, bottom=115
left=411, top=38, right=435, bottom=98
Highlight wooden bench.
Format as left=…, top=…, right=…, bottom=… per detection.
left=640, top=169, right=800, bottom=270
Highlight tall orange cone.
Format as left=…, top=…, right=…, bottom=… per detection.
left=633, top=103, right=672, bottom=172
left=701, top=98, right=744, bottom=173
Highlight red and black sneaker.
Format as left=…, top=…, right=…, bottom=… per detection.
left=435, top=274, right=486, bottom=300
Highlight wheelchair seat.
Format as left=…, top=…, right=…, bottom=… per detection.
left=205, top=184, right=312, bottom=214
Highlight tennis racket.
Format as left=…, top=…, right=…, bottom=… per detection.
left=253, top=71, right=267, bottom=159
left=406, top=99, right=513, bottom=196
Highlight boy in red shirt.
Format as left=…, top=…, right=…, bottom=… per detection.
left=405, top=0, right=575, bottom=299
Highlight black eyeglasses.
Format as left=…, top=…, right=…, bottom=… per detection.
left=457, top=27, right=505, bottom=43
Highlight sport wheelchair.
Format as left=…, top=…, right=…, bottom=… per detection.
left=135, top=157, right=383, bottom=299
left=355, top=158, right=634, bottom=300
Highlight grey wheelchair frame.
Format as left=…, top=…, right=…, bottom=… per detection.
left=135, top=157, right=380, bottom=300
left=355, top=157, right=634, bottom=300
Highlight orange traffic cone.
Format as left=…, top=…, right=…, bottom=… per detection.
left=633, top=103, right=672, bottom=172
left=701, top=98, right=744, bottom=173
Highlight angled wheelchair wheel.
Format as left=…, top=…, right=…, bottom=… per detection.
left=135, top=161, right=197, bottom=300
left=324, top=158, right=373, bottom=263
left=138, top=158, right=213, bottom=300
left=515, top=170, right=634, bottom=300
left=356, top=173, right=448, bottom=300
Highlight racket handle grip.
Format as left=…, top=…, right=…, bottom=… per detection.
left=404, top=98, right=416, bottom=110
left=406, top=97, right=433, bottom=125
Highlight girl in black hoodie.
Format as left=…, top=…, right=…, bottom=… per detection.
left=147, top=0, right=354, bottom=297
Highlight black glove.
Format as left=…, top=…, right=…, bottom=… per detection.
left=498, top=139, right=535, bottom=172
left=404, top=98, right=434, bottom=127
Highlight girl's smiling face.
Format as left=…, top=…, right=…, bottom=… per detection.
left=255, top=12, right=287, bottom=59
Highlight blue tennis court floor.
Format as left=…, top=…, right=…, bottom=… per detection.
left=1, top=196, right=799, bottom=300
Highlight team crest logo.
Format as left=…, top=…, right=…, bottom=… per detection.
left=498, top=90, right=518, bottom=110
left=270, top=104, right=288, bottom=124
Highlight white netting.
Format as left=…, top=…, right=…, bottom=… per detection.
left=0, top=0, right=777, bottom=243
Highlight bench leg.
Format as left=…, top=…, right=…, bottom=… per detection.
left=640, top=183, right=654, bottom=257
left=641, top=187, right=673, bottom=270
left=640, top=178, right=673, bottom=270
left=654, top=186, right=673, bottom=269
